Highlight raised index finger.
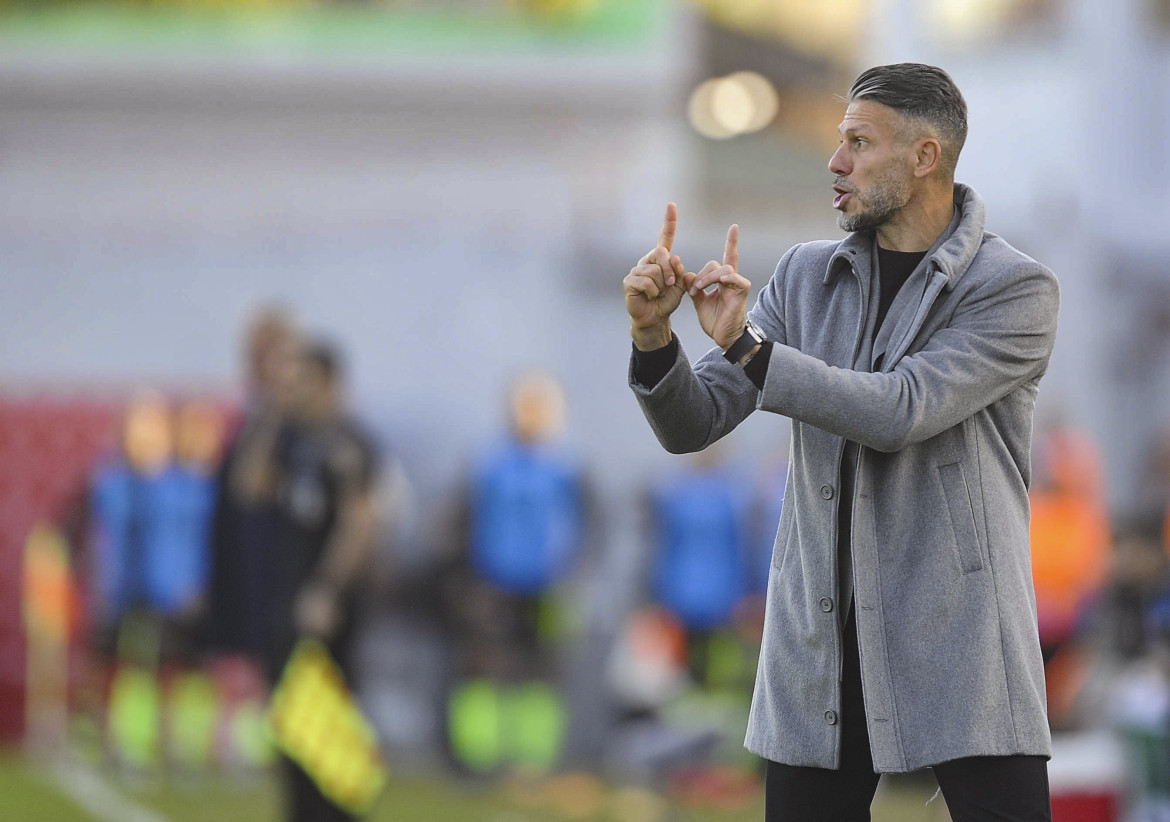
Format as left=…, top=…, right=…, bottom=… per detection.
left=723, top=224, right=739, bottom=271
left=658, top=202, right=678, bottom=252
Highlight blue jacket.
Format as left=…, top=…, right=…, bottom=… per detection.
left=471, top=439, right=583, bottom=595
left=92, top=462, right=214, bottom=617
left=652, top=467, right=749, bottom=631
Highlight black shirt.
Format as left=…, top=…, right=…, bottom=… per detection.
left=836, top=245, right=925, bottom=619
left=267, top=417, right=378, bottom=680
left=874, top=246, right=925, bottom=335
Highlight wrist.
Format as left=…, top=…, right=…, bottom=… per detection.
left=631, top=322, right=673, bottom=352
left=722, top=320, right=766, bottom=365
left=737, top=343, right=763, bottom=367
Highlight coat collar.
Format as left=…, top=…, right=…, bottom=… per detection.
left=824, top=183, right=986, bottom=291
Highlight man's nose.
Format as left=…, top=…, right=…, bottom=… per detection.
left=828, top=145, right=849, bottom=176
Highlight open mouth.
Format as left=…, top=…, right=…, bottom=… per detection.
left=832, top=186, right=852, bottom=209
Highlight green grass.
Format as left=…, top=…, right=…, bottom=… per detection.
left=0, top=750, right=97, bottom=822
left=0, top=1, right=666, bottom=56
left=0, top=749, right=943, bottom=822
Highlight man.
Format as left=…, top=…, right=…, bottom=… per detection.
left=444, top=370, right=586, bottom=773
left=207, top=306, right=300, bottom=662
left=624, top=64, right=1059, bottom=821
left=238, top=340, right=380, bottom=822
left=271, top=342, right=378, bottom=681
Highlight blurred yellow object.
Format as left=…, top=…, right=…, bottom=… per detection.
left=513, top=0, right=602, bottom=22
left=23, top=522, right=72, bottom=643
left=610, top=786, right=670, bottom=822
left=23, top=522, right=73, bottom=750
left=448, top=678, right=504, bottom=773
left=108, top=665, right=162, bottom=770
left=687, top=0, right=864, bottom=65
left=269, top=640, right=387, bottom=816
left=925, top=0, right=1032, bottom=46
left=168, top=671, right=218, bottom=771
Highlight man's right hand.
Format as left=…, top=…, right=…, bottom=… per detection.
left=624, top=202, right=687, bottom=351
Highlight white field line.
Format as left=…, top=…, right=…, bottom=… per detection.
left=48, top=759, right=172, bottom=822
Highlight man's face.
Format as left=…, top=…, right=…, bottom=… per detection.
left=509, top=373, right=566, bottom=444
left=828, top=100, right=916, bottom=233
left=245, top=314, right=294, bottom=395
left=292, top=359, right=338, bottom=422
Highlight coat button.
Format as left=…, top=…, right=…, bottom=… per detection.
left=819, top=597, right=833, bottom=613
left=824, top=710, right=838, bottom=725
left=820, top=485, right=834, bottom=500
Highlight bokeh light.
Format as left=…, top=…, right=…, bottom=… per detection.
left=688, top=71, right=779, bottom=140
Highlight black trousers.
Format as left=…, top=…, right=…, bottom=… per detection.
left=282, top=756, right=356, bottom=822
left=765, top=607, right=1051, bottom=822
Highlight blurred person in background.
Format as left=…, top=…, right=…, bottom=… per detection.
left=647, top=444, right=750, bottom=690
left=603, top=446, right=765, bottom=800
left=624, top=64, right=1059, bottom=821
left=1026, top=414, right=1111, bottom=729
left=91, top=393, right=176, bottom=645
left=268, top=340, right=380, bottom=677
left=207, top=307, right=300, bottom=669
left=205, top=306, right=302, bottom=772
left=267, top=340, right=381, bottom=822
left=88, top=391, right=222, bottom=770
left=1094, top=524, right=1170, bottom=820
left=441, top=369, right=588, bottom=776
left=209, top=317, right=381, bottom=819
left=1029, top=414, right=1110, bottom=660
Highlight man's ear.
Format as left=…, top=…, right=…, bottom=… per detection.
left=913, top=137, right=942, bottom=178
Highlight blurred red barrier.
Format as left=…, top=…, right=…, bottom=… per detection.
left=1051, top=790, right=1119, bottom=822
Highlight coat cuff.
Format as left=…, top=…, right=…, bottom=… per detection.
left=742, top=341, right=773, bottom=390
left=631, top=335, right=680, bottom=389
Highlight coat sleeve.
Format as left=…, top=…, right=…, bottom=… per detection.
left=627, top=246, right=795, bottom=455
left=756, top=259, right=1059, bottom=453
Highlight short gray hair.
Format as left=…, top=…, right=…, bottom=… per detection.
left=848, top=63, right=968, bottom=178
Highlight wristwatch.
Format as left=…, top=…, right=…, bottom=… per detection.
left=723, top=320, right=766, bottom=365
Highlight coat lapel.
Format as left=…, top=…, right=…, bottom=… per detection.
left=869, top=186, right=980, bottom=372
left=877, top=270, right=950, bottom=371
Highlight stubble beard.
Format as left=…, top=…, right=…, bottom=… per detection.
left=836, top=169, right=912, bottom=234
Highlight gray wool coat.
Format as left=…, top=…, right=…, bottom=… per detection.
left=629, top=184, right=1059, bottom=773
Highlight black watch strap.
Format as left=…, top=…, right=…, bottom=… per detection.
left=723, top=321, right=766, bottom=364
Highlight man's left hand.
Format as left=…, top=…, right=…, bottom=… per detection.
left=686, top=224, right=753, bottom=350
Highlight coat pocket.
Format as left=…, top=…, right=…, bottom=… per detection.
left=937, top=461, right=984, bottom=574
left=772, top=500, right=796, bottom=571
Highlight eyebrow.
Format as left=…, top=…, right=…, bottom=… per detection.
left=838, top=124, right=872, bottom=137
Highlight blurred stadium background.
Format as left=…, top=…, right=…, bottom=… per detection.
left=2, top=0, right=1170, bottom=820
